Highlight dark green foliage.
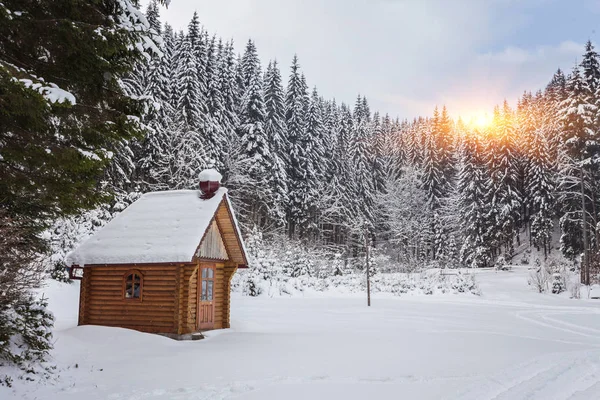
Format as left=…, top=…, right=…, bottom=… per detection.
left=0, top=0, right=158, bottom=235
left=0, top=295, right=54, bottom=385
left=0, top=0, right=158, bottom=377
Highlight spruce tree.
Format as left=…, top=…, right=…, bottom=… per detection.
left=557, top=65, right=597, bottom=264
left=174, top=30, right=202, bottom=128
left=285, top=55, right=313, bottom=238
left=485, top=101, right=522, bottom=258
left=263, top=60, right=289, bottom=225
left=527, top=131, right=555, bottom=258
left=350, top=96, right=375, bottom=228
left=581, top=40, right=600, bottom=96
left=458, top=133, right=492, bottom=267
left=0, top=0, right=162, bottom=375
left=237, top=64, right=272, bottom=225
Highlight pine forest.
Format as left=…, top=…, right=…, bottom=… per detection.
left=54, top=3, right=600, bottom=282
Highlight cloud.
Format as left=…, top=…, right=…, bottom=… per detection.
left=441, top=41, right=583, bottom=119
left=146, top=0, right=591, bottom=119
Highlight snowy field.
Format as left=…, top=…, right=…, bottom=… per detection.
left=6, top=267, right=600, bottom=400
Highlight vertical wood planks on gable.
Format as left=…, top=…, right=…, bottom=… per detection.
left=197, top=220, right=229, bottom=260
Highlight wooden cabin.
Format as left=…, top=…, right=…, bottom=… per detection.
left=67, top=170, right=248, bottom=336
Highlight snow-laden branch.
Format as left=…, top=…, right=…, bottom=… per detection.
left=14, top=77, right=76, bottom=105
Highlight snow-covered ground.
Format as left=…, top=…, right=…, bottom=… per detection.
left=5, top=267, right=600, bottom=400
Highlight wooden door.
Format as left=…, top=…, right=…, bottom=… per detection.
left=197, top=265, right=215, bottom=330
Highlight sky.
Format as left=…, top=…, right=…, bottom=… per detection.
left=146, top=0, right=600, bottom=121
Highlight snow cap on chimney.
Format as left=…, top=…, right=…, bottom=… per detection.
left=199, top=168, right=222, bottom=199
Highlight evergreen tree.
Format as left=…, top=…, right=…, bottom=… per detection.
left=237, top=63, right=273, bottom=226
left=285, top=55, right=313, bottom=238
left=263, top=60, right=288, bottom=225
left=0, top=0, right=162, bottom=374
left=527, top=130, right=555, bottom=258
left=581, top=40, right=600, bottom=96
left=423, top=126, right=444, bottom=209
left=174, top=29, right=202, bottom=128
left=241, top=40, right=260, bottom=91
left=557, top=65, right=597, bottom=262
left=350, top=96, right=375, bottom=228
left=485, top=101, right=522, bottom=258
left=217, top=40, right=242, bottom=172
left=458, top=133, right=492, bottom=267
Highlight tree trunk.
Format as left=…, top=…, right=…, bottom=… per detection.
left=581, top=165, right=590, bottom=285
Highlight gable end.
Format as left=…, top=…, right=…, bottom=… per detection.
left=196, top=219, right=229, bottom=260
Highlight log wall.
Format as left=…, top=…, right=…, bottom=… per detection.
left=78, top=262, right=237, bottom=334
left=213, top=262, right=225, bottom=329
left=79, top=264, right=183, bottom=334
left=223, top=265, right=237, bottom=328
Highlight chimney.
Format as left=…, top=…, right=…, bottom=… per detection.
left=198, top=169, right=222, bottom=199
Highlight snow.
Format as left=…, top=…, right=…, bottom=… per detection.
left=66, top=188, right=235, bottom=266
left=17, top=78, right=76, bottom=105
left=76, top=148, right=101, bottom=161
left=198, top=168, right=223, bottom=182
left=6, top=267, right=600, bottom=399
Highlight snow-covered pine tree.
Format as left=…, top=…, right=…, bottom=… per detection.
left=304, top=87, right=329, bottom=240
left=306, top=88, right=326, bottom=181
left=581, top=40, right=600, bottom=97
left=539, top=71, right=566, bottom=166
left=217, top=40, right=242, bottom=176
left=263, top=60, right=289, bottom=226
left=241, top=40, right=261, bottom=91
left=557, top=64, right=597, bottom=263
left=236, top=62, right=273, bottom=228
left=375, top=166, right=428, bottom=264
left=371, top=113, right=389, bottom=195
left=174, top=25, right=202, bottom=129
left=1, top=0, right=162, bottom=377
left=459, top=132, right=492, bottom=268
left=285, top=55, right=314, bottom=239
left=527, top=130, right=555, bottom=258
left=580, top=40, right=600, bottom=251
left=423, top=123, right=444, bottom=210
left=484, top=101, right=522, bottom=259
left=349, top=96, right=376, bottom=232
left=438, top=106, right=454, bottom=186
left=422, top=127, right=445, bottom=259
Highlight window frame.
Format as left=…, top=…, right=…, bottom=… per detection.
left=123, top=270, right=144, bottom=301
left=200, top=266, right=215, bottom=302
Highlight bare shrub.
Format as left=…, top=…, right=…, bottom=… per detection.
left=569, top=280, right=581, bottom=299
left=528, top=262, right=550, bottom=293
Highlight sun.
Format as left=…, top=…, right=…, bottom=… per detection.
left=467, top=112, right=493, bottom=130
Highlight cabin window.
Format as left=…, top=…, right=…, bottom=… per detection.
left=200, top=267, right=214, bottom=301
left=123, top=271, right=143, bottom=300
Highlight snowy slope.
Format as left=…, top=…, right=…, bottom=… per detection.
left=5, top=267, right=600, bottom=400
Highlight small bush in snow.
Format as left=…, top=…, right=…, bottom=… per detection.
left=551, top=273, right=565, bottom=294
left=232, top=230, right=482, bottom=298
left=0, top=295, right=54, bottom=386
left=528, top=262, right=550, bottom=293
left=494, top=255, right=511, bottom=271
left=569, top=281, right=581, bottom=299
left=0, top=212, right=55, bottom=384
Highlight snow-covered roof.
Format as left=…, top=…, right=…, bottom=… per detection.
left=67, top=188, right=244, bottom=266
